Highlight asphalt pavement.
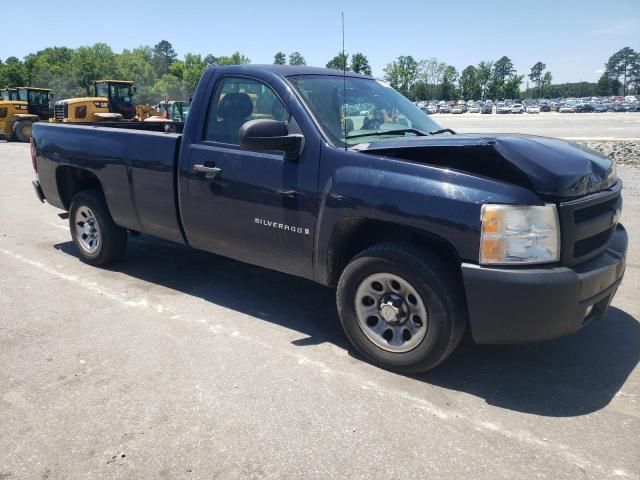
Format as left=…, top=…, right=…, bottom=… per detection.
left=437, top=111, right=640, bottom=140
left=0, top=141, right=638, bottom=479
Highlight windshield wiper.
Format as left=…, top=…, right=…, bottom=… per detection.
left=345, top=128, right=429, bottom=140
left=429, top=128, right=456, bottom=135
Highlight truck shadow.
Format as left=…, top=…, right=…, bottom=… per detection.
left=54, top=235, right=640, bottom=418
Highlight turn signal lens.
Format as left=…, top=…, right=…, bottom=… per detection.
left=480, top=204, right=560, bottom=265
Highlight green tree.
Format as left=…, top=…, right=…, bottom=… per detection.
left=152, top=40, right=178, bottom=75
left=350, top=52, right=371, bottom=75
left=503, top=74, right=524, bottom=99
left=383, top=55, right=419, bottom=97
left=541, top=71, right=552, bottom=98
left=288, top=52, right=306, bottom=66
left=116, top=47, right=156, bottom=102
left=528, top=61, right=547, bottom=98
left=326, top=52, right=349, bottom=71
left=459, top=65, right=480, bottom=100
left=217, top=52, right=251, bottom=65
left=273, top=52, right=287, bottom=65
left=440, top=65, right=459, bottom=100
left=182, top=53, right=206, bottom=95
left=70, top=44, right=117, bottom=95
left=151, top=73, right=186, bottom=101
left=2, top=57, right=28, bottom=86
left=476, top=60, right=493, bottom=100
left=606, top=47, right=639, bottom=95
left=490, top=56, right=515, bottom=98
left=420, top=58, right=446, bottom=100
left=23, top=47, right=75, bottom=98
left=203, top=55, right=219, bottom=67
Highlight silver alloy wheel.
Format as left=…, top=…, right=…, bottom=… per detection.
left=354, top=273, right=428, bottom=353
left=74, top=206, right=101, bottom=254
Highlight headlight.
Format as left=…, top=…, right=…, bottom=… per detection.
left=480, top=204, right=560, bottom=265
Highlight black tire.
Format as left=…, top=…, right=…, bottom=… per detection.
left=337, top=243, right=467, bottom=373
left=69, top=189, right=127, bottom=266
left=13, top=120, right=34, bottom=143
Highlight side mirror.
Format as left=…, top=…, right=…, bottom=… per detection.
left=239, top=119, right=302, bottom=161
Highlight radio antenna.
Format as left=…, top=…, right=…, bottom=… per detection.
left=342, top=12, right=347, bottom=151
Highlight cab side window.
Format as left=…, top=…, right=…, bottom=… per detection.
left=205, top=77, right=290, bottom=145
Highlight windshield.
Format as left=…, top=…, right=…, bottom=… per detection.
left=3, top=89, right=18, bottom=101
left=288, top=75, right=442, bottom=147
left=24, top=89, right=50, bottom=106
left=109, top=84, right=133, bottom=103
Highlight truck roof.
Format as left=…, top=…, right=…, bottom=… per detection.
left=209, top=64, right=372, bottom=79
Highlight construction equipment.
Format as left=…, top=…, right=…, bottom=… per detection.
left=0, top=87, right=52, bottom=142
left=1, top=88, right=19, bottom=101
left=151, top=100, right=190, bottom=122
left=52, top=80, right=136, bottom=123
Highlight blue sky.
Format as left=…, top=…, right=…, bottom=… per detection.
left=1, top=0, right=638, bottom=83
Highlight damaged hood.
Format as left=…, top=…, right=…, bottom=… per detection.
left=354, top=134, right=617, bottom=199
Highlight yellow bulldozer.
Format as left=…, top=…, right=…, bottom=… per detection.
left=52, top=80, right=136, bottom=123
left=0, top=86, right=52, bottom=142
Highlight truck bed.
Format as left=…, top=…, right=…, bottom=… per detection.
left=34, top=122, right=185, bottom=244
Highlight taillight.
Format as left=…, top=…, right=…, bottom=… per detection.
left=30, top=137, right=37, bottom=173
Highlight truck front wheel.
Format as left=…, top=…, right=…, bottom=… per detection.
left=337, top=243, right=466, bottom=373
left=69, top=189, right=127, bottom=266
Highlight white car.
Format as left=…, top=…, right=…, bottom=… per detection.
left=559, top=104, right=576, bottom=113
left=525, top=104, right=540, bottom=114
left=511, top=103, right=524, bottom=114
left=451, top=104, right=465, bottom=114
left=468, top=104, right=481, bottom=113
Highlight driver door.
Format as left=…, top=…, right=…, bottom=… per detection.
left=179, top=76, right=319, bottom=279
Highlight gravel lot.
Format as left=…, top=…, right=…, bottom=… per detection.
left=0, top=138, right=638, bottom=479
left=439, top=112, right=640, bottom=164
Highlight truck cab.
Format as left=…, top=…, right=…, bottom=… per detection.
left=16, top=87, right=53, bottom=120
left=94, top=80, right=135, bottom=120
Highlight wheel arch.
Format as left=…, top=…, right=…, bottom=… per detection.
left=324, top=217, right=463, bottom=288
left=56, top=166, right=104, bottom=211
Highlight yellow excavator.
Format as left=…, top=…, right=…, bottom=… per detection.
left=51, top=80, right=135, bottom=123
left=0, top=86, right=52, bottom=142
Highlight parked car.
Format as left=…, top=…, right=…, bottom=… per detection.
left=511, top=103, right=524, bottom=114
left=468, top=104, right=481, bottom=113
left=607, top=103, right=627, bottom=112
left=559, top=104, right=576, bottom=113
left=427, top=104, right=438, bottom=114
left=496, top=103, right=511, bottom=114
left=481, top=103, right=493, bottom=114
left=30, top=64, right=628, bottom=373
left=575, top=104, right=595, bottom=113
left=539, top=103, right=551, bottom=112
left=525, top=104, right=540, bottom=114
left=593, top=104, right=608, bottom=113
left=451, top=104, right=465, bottom=114
left=438, top=104, right=451, bottom=113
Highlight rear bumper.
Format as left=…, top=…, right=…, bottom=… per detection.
left=462, top=224, right=627, bottom=344
left=32, top=180, right=45, bottom=203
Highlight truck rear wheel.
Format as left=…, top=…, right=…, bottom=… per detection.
left=336, top=243, right=466, bottom=373
left=13, top=120, right=34, bottom=143
left=69, top=189, right=127, bottom=266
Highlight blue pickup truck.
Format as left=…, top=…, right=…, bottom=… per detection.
left=30, top=65, right=627, bottom=372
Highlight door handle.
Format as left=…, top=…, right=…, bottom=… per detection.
left=193, top=164, right=222, bottom=179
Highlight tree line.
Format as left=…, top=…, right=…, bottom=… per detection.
left=0, top=42, right=638, bottom=104
left=381, top=47, right=639, bottom=101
